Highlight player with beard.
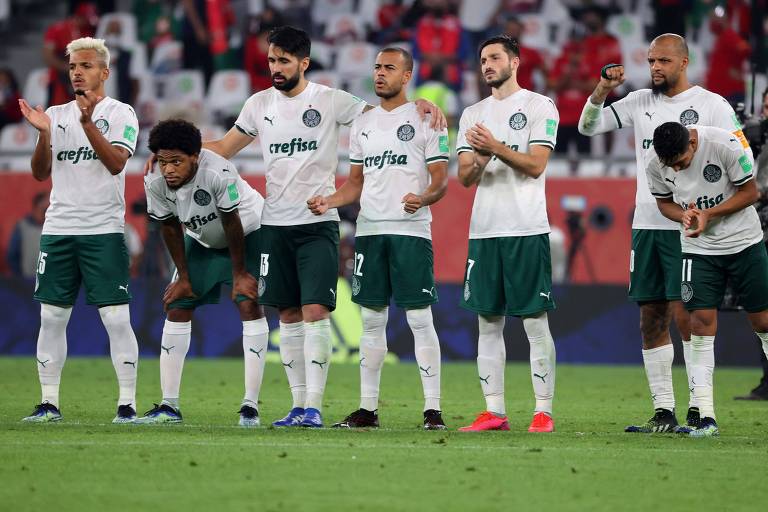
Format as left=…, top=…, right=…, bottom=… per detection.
left=578, top=34, right=751, bottom=433
left=190, top=26, right=446, bottom=428
left=307, top=48, right=450, bottom=430
left=455, top=36, right=560, bottom=432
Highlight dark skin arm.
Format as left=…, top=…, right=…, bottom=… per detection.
left=220, top=209, right=260, bottom=301
left=77, top=90, right=130, bottom=175
left=161, top=217, right=196, bottom=309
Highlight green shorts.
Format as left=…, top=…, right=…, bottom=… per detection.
left=681, top=242, right=768, bottom=313
left=169, top=231, right=260, bottom=310
left=460, top=234, right=555, bottom=317
left=351, top=234, right=437, bottom=309
left=258, top=222, right=339, bottom=311
left=34, top=233, right=130, bottom=307
left=629, top=229, right=682, bottom=303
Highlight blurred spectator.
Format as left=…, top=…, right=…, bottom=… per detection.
left=0, top=68, right=22, bottom=131
left=244, top=24, right=272, bottom=92
left=412, top=65, right=459, bottom=144
left=459, top=0, right=499, bottom=53
left=180, top=0, right=236, bottom=84
left=102, top=18, right=140, bottom=105
left=7, top=192, right=48, bottom=279
left=705, top=6, right=750, bottom=105
left=135, top=0, right=177, bottom=51
left=412, top=0, right=470, bottom=93
left=43, top=2, right=98, bottom=106
left=375, top=0, right=410, bottom=44
left=652, top=0, right=690, bottom=37
left=492, top=0, right=541, bottom=23
left=503, top=16, right=546, bottom=93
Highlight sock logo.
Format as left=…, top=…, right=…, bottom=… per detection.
left=420, top=365, right=437, bottom=377
left=249, top=347, right=264, bottom=358
left=533, top=372, right=548, bottom=383
left=123, top=361, right=136, bottom=368
left=282, top=360, right=294, bottom=369
left=161, top=345, right=174, bottom=354
left=37, top=358, right=49, bottom=367
left=359, top=356, right=366, bottom=367
left=311, top=359, right=328, bottom=370
left=479, top=374, right=490, bottom=384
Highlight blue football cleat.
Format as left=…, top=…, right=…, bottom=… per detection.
left=112, top=404, right=137, bottom=424
left=134, top=403, right=182, bottom=424
left=300, top=407, right=323, bottom=428
left=272, top=407, right=305, bottom=427
left=22, top=402, right=62, bottom=423
left=688, top=416, right=719, bottom=437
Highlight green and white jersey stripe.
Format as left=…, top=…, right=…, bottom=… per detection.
left=349, top=102, right=449, bottom=240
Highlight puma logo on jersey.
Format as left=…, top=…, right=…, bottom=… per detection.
left=264, top=116, right=275, bottom=126
left=539, top=292, right=551, bottom=300
left=249, top=347, right=264, bottom=358
left=57, top=124, right=67, bottom=132
left=644, top=112, right=655, bottom=120
left=123, top=361, right=136, bottom=368
left=165, top=196, right=177, bottom=204
left=665, top=177, right=677, bottom=186
left=56, top=146, right=99, bottom=164
left=363, top=150, right=408, bottom=170
left=533, top=372, right=548, bottom=383
left=421, top=287, right=435, bottom=297
left=161, top=345, right=175, bottom=354
left=311, top=359, right=327, bottom=369
left=479, top=374, right=490, bottom=384
left=268, top=137, right=318, bottom=156
left=361, top=130, right=371, bottom=139
left=420, top=365, right=436, bottom=377
left=119, top=284, right=129, bottom=293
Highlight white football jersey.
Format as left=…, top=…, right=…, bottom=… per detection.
left=234, top=81, right=366, bottom=226
left=456, top=89, right=558, bottom=239
left=349, top=103, right=449, bottom=239
left=145, top=149, right=264, bottom=249
left=579, top=86, right=748, bottom=230
left=646, top=125, right=761, bottom=255
left=43, top=97, right=138, bottom=235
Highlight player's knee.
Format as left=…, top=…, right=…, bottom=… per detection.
left=40, top=303, right=73, bottom=327
left=690, top=310, right=716, bottom=334
left=522, top=313, right=550, bottom=340
left=405, top=306, right=433, bottom=333
left=639, top=302, right=671, bottom=344
left=478, top=315, right=505, bottom=336
left=279, top=307, right=303, bottom=324
left=361, top=306, right=388, bottom=333
left=748, top=311, right=768, bottom=333
left=98, top=304, right=132, bottom=331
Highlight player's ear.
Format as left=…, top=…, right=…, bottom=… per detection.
left=402, top=69, right=412, bottom=86
left=300, top=57, right=310, bottom=73
left=102, top=66, right=110, bottom=82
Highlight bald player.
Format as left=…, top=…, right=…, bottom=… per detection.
left=578, top=34, right=751, bottom=433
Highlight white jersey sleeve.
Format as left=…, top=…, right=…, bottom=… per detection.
left=646, top=158, right=673, bottom=199
left=145, top=173, right=175, bottom=221
left=455, top=109, right=473, bottom=154
left=708, top=95, right=752, bottom=151
left=529, top=98, right=558, bottom=150
left=349, top=117, right=363, bottom=165
left=424, top=116, right=450, bottom=163
left=108, top=104, right=139, bottom=155
left=333, top=89, right=366, bottom=126
left=724, top=137, right=755, bottom=186
left=578, top=91, right=637, bottom=136
left=211, top=162, right=242, bottom=213
left=234, top=94, right=260, bottom=137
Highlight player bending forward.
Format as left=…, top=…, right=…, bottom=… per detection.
left=19, top=37, right=140, bottom=423
left=456, top=35, right=559, bottom=432
left=308, top=47, right=449, bottom=430
left=138, top=119, right=267, bottom=426
left=647, top=122, right=768, bottom=437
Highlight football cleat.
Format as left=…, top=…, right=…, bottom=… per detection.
left=458, top=411, right=510, bottom=432
left=238, top=405, right=260, bottom=427
left=528, top=412, right=555, bottom=433
left=734, top=384, right=768, bottom=401
left=134, top=403, right=182, bottom=424
left=684, top=407, right=701, bottom=430
left=423, top=409, right=447, bottom=430
left=687, top=416, right=719, bottom=437
left=112, top=404, right=137, bottom=424
left=21, top=403, right=62, bottom=423
left=300, top=407, right=323, bottom=428
left=625, top=408, right=678, bottom=433
left=332, top=408, right=379, bottom=428
left=272, top=407, right=305, bottom=427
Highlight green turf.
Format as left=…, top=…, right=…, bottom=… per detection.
left=1, top=357, right=767, bottom=511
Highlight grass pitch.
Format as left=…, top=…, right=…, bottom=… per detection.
left=1, top=357, right=767, bottom=511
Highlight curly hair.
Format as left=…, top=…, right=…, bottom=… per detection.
left=148, top=119, right=202, bottom=155
left=652, top=122, right=689, bottom=165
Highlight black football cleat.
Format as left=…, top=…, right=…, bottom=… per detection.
left=332, top=408, right=379, bottom=428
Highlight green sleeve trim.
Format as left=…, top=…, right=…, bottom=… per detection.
left=218, top=203, right=240, bottom=213
left=426, top=155, right=449, bottom=163
left=149, top=212, right=175, bottom=221
left=651, top=191, right=673, bottom=198
left=732, top=174, right=753, bottom=186
left=235, top=124, right=257, bottom=137
left=456, top=145, right=473, bottom=154
left=609, top=104, right=622, bottom=129
left=529, top=139, right=555, bottom=149
left=111, top=140, right=134, bottom=154
left=349, top=158, right=364, bottom=164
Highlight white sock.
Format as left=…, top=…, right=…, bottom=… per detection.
left=757, top=332, right=768, bottom=360
left=690, top=335, right=716, bottom=419
left=523, top=313, right=556, bottom=415
left=242, top=318, right=269, bottom=408
left=279, top=321, right=306, bottom=409
left=160, top=319, right=191, bottom=408
left=407, top=306, right=441, bottom=411
left=682, top=339, right=698, bottom=409
left=642, top=344, right=675, bottom=412
left=359, top=306, right=388, bottom=411
left=36, top=304, right=72, bottom=408
left=99, top=304, right=139, bottom=408
left=477, top=315, right=506, bottom=415
left=304, top=318, right=332, bottom=411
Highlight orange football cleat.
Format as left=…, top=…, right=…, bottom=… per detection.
left=458, top=411, right=510, bottom=431
left=528, top=412, right=554, bottom=432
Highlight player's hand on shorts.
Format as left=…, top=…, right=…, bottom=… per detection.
left=143, top=153, right=158, bottom=176
left=307, top=195, right=329, bottom=215
left=232, top=271, right=260, bottom=301
left=402, top=193, right=423, bottom=214
left=18, top=99, right=51, bottom=133
left=598, top=64, right=625, bottom=92
left=414, top=98, right=448, bottom=130
left=163, top=278, right=196, bottom=310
